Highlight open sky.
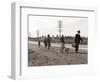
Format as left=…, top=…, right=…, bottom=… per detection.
left=29, top=16, right=88, bottom=37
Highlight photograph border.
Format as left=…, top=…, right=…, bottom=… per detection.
left=11, top=2, right=96, bottom=79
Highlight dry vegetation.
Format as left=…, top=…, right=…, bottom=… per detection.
left=28, top=42, right=88, bottom=66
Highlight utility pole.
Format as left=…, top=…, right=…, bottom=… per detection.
left=36, top=30, right=39, bottom=38
left=58, top=21, right=63, bottom=37
left=36, top=30, right=41, bottom=47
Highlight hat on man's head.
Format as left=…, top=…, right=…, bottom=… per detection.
left=77, top=30, right=80, bottom=33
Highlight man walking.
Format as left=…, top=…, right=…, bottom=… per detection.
left=60, top=35, right=65, bottom=52
left=47, top=34, right=51, bottom=49
left=38, top=38, right=41, bottom=48
left=75, top=30, right=82, bottom=53
left=44, top=36, right=47, bottom=48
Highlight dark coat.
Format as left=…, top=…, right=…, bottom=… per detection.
left=47, top=37, right=51, bottom=43
left=75, top=34, right=82, bottom=44
left=44, top=38, right=47, bottom=43
left=60, top=36, right=65, bottom=44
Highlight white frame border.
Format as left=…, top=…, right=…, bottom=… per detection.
left=11, top=2, right=97, bottom=80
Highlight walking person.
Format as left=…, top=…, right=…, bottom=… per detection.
left=38, top=38, right=41, bottom=48
left=44, top=36, right=47, bottom=48
left=75, top=30, right=82, bottom=53
left=60, top=35, right=65, bottom=52
left=47, top=34, right=51, bottom=49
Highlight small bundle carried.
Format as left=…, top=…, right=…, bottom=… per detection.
left=72, top=43, right=75, bottom=48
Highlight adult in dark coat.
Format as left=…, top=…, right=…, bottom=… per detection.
left=47, top=34, right=51, bottom=49
left=75, top=30, right=82, bottom=53
left=38, top=38, right=41, bottom=47
left=60, top=35, right=65, bottom=52
left=44, top=36, right=47, bottom=48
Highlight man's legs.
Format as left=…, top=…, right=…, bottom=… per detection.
left=61, top=43, right=65, bottom=53
left=75, top=43, right=79, bottom=53
left=38, top=41, right=40, bottom=47
left=44, top=42, right=47, bottom=48
left=48, top=43, right=50, bottom=49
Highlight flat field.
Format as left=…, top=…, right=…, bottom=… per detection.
left=28, top=41, right=88, bottom=66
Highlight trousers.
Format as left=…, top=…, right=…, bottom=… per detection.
left=75, top=43, right=79, bottom=53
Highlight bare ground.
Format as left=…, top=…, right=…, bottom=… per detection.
left=28, top=42, right=88, bottom=66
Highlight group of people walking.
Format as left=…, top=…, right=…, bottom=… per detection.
left=44, top=34, right=51, bottom=49
left=38, top=30, right=82, bottom=53
left=38, top=34, right=51, bottom=49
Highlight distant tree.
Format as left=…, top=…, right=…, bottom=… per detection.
left=56, top=35, right=58, bottom=38
left=42, top=35, right=44, bottom=38
left=52, top=35, right=55, bottom=39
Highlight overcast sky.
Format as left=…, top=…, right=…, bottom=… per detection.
left=29, top=16, right=88, bottom=37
